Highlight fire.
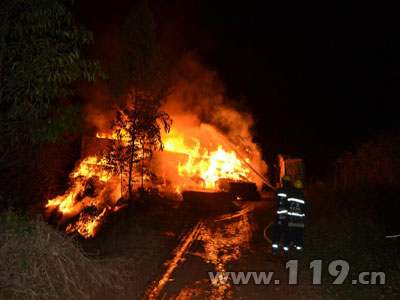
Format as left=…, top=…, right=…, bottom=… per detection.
left=154, top=121, right=261, bottom=196
left=66, top=207, right=107, bottom=238
left=163, top=128, right=251, bottom=189
left=45, top=57, right=269, bottom=238
left=45, top=121, right=257, bottom=238
left=45, top=156, right=124, bottom=238
left=71, top=156, right=113, bottom=181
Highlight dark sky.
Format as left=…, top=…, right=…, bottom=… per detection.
left=75, top=2, right=400, bottom=179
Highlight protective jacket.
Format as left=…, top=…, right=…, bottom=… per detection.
left=286, top=189, right=306, bottom=228
left=275, top=185, right=291, bottom=221
left=272, top=183, right=293, bottom=252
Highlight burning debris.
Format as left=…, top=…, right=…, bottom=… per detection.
left=45, top=58, right=270, bottom=238
left=45, top=122, right=259, bottom=238
left=157, top=123, right=255, bottom=193
left=45, top=156, right=125, bottom=238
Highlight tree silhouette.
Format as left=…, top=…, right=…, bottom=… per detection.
left=0, top=0, right=104, bottom=144
left=104, top=0, right=171, bottom=201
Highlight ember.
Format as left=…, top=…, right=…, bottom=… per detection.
left=45, top=58, right=269, bottom=238
left=157, top=123, right=256, bottom=194
left=45, top=156, right=124, bottom=238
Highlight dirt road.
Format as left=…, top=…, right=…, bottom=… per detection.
left=142, top=198, right=323, bottom=300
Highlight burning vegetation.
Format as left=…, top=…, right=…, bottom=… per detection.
left=45, top=57, right=268, bottom=238
left=42, top=1, right=270, bottom=239
left=45, top=156, right=124, bottom=238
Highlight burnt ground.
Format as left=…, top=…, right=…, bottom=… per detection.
left=89, top=194, right=323, bottom=300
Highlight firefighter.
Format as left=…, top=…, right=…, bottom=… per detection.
left=284, top=179, right=306, bottom=254
left=271, top=175, right=292, bottom=254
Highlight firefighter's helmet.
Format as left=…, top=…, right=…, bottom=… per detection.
left=294, top=180, right=303, bottom=189
left=283, top=175, right=291, bottom=182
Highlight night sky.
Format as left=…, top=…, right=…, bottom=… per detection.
left=75, top=2, right=400, bottom=180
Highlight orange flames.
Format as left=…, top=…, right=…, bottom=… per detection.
left=45, top=156, right=124, bottom=238
left=45, top=57, right=268, bottom=238
left=45, top=121, right=257, bottom=238
left=160, top=125, right=252, bottom=191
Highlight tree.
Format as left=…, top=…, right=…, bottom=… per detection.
left=0, top=0, right=105, bottom=144
left=0, top=0, right=105, bottom=208
left=105, top=0, right=171, bottom=201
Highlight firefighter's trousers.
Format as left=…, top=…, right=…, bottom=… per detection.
left=284, top=225, right=304, bottom=249
left=272, top=216, right=288, bottom=248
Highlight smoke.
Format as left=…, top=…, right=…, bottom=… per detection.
left=165, top=56, right=257, bottom=145
left=161, top=55, right=268, bottom=188
left=80, top=79, right=118, bottom=134
left=81, top=54, right=268, bottom=188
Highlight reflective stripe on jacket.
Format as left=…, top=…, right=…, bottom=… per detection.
left=287, top=189, right=306, bottom=227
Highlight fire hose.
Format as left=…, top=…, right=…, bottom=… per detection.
left=241, top=157, right=276, bottom=191
left=202, top=124, right=276, bottom=191
left=223, top=138, right=276, bottom=191
left=219, top=131, right=278, bottom=242
left=263, top=220, right=274, bottom=244
left=386, top=234, right=400, bottom=239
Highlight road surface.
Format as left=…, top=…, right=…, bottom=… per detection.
left=142, top=197, right=322, bottom=300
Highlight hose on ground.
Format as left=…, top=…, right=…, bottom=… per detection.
left=263, top=220, right=274, bottom=244
left=386, top=234, right=400, bottom=239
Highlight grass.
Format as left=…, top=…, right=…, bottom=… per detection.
left=332, top=130, right=400, bottom=194
left=303, top=191, right=400, bottom=299
left=0, top=193, right=189, bottom=300
left=71, top=195, right=190, bottom=300
left=301, top=130, right=400, bottom=299
left=0, top=208, right=120, bottom=300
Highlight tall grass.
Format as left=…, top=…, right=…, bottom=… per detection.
left=303, top=130, right=400, bottom=299
left=0, top=209, right=120, bottom=300
left=333, top=131, right=400, bottom=193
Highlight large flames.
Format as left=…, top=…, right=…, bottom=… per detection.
left=45, top=58, right=268, bottom=238
left=45, top=156, right=124, bottom=238
left=158, top=124, right=254, bottom=193
left=45, top=122, right=256, bottom=238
